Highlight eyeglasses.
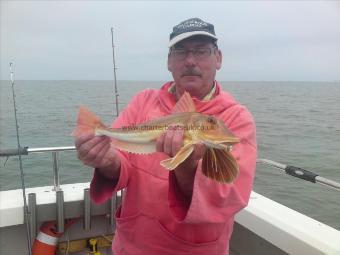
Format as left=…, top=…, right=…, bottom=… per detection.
left=170, top=47, right=216, bottom=61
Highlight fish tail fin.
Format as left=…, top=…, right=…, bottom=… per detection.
left=72, top=106, right=105, bottom=136
left=202, top=148, right=239, bottom=183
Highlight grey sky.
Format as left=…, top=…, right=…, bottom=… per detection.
left=1, top=0, right=340, bottom=81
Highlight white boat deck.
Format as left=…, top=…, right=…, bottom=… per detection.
left=1, top=183, right=339, bottom=254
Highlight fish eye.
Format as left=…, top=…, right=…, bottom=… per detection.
left=207, top=117, right=216, bottom=124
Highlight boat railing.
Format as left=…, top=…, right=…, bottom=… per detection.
left=1, top=145, right=340, bottom=191
left=0, top=145, right=120, bottom=246
left=1, top=146, right=76, bottom=191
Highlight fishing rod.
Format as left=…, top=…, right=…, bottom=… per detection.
left=111, top=27, right=119, bottom=117
left=9, top=63, right=33, bottom=255
left=257, top=158, right=340, bottom=191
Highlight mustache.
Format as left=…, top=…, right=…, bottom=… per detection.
left=181, top=69, right=201, bottom=77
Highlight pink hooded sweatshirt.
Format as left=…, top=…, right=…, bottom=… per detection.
left=90, top=82, right=257, bottom=255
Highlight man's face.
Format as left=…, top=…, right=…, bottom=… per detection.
left=167, top=36, right=222, bottom=99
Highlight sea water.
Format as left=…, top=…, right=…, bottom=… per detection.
left=0, top=80, right=339, bottom=230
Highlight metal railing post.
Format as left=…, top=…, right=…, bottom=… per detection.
left=56, top=190, right=65, bottom=233
left=28, top=193, right=37, bottom=245
left=83, top=188, right=91, bottom=231
left=52, top=151, right=60, bottom=191
left=109, top=194, right=116, bottom=228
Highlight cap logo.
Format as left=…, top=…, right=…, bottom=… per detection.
left=177, top=19, right=208, bottom=30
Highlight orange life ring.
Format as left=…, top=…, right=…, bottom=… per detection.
left=32, top=219, right=76, bottom=255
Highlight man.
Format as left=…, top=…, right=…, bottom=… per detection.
left=75, top=18, right=257, bottom=255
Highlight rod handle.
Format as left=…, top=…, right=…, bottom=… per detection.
left=285, top=166, right=318, bottom=183
left=0, top=147, right=28, bottom=157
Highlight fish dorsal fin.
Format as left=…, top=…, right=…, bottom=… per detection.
left=172, top=91, right=196, bottom=113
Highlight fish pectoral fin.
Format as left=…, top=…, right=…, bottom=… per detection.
left=172, top=91, right=196, bottom=113
left=160, top=144, right=194, bottom=170
left=111, top=139, right=156, bottom=154
left=202, top=148, right=239, bottom=183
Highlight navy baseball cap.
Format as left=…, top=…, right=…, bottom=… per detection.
left=169, top=18, right=218, bottom=48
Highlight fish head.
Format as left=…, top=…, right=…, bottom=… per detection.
left=194, top=115, right=240, bottom=147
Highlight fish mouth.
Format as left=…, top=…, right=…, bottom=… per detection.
left=219, top=144, right=234, bottom=151
left=203, top=141, right=234, bottom=150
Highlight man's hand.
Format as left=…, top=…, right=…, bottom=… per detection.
left=156, top=126, right=205, bottom=167
left=75, top=132, right=121, bottom=180
left=156, top=126, right=205, bottom=199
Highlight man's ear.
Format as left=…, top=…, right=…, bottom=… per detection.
left=167, top=55, right=173, bottom=72
left=216, top=49, right=222, bottom=70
